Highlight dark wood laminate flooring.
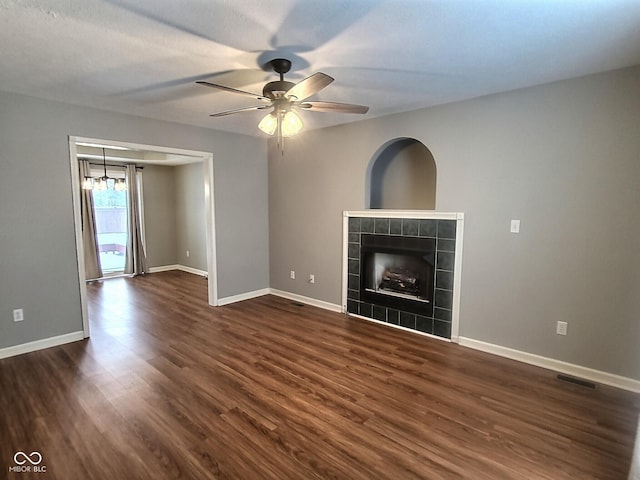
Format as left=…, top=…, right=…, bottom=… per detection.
left=1, top=271, right=638, bottom=479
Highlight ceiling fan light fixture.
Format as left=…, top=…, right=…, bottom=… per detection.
left=281, top=110, right=303, bottom=137
left=258, top=112, right=278, bottom=135
left=199, top=58, right=367, bottom=149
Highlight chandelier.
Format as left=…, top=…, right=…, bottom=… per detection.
left=82, top=148, right=127, bottom=191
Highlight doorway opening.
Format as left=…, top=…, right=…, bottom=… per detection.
left=69, top=137, right=218, bottom=338
left=90, top=168, right=129, bottom=275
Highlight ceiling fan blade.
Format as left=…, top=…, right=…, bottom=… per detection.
left=209, top=105, right=271, bottom=117
left=299, top=101, right=369, bottom=114
left=196, top=81, right=269, bottom=102
left=285, top=72, right=334, bottom=101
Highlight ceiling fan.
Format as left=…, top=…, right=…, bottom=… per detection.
left=196, top=58, right=369, bottom=144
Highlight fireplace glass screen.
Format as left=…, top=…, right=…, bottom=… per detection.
left=363, top=253, right=431, bottom=302
left=359, top=234, right=435, bottom=315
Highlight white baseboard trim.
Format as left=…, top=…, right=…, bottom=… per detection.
left=458, top=337, right=640, bottom=393
left=217, top=288, right=271, bottom=306
left=148, top=264, right=180, bottom=273
left=214, top=288, right=343, bottom=311
left=0, top=331, right=85, bottom=360
left=177, top=265, right=208, bottom=277
left=269, top=289, right=342, bottom=313
left=148, top=264, right=208, bottom=277
left=211, top=288, right=343, bottom=312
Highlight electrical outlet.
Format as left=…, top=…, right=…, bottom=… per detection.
left=309, top=274, right=315, bottom=284
left=13, top=308, right=24, bottom=322
left=556, top=321, right=568, bottom=336
left=186, top=250, right=190, bottom=257
left=290, top=270, right=295, bottom=280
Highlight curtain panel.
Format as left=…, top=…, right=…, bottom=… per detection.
left=79, top=160, right=103, bottom=280
left=124, top=165, right=148, bottom=275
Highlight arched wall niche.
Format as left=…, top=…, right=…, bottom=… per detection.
left=365, top=137, right=437, bottom=210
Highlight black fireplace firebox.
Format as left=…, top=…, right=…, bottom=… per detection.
left=360, top=234, right=435, bottom=316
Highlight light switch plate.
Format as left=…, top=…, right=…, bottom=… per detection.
left=510, top=219, right=521, bottom=233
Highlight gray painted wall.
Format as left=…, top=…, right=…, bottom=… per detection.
left=175, top=162, right=207, bottom=271
left=143, top=163, right=208, bottom=272
left=143, top=165, right=177, bottom=268
left=0, top=90, right=269, bottom=350
left=269, top=66, right=640, bottom=380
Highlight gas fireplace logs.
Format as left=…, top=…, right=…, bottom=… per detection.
left=379, top=268, right=420, bottom=296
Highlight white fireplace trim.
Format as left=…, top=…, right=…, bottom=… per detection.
left=342, top=210, right=464, bottom=343
left=344, top=210, right=463, bottom=220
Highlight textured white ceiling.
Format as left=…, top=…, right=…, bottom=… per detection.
left=1, top=0, right=640, bottom=137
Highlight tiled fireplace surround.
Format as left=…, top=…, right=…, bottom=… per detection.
left=342, top=211, right=464, bottom=341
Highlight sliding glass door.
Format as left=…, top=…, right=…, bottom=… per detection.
left=92, top=177, right=128, bottom=275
